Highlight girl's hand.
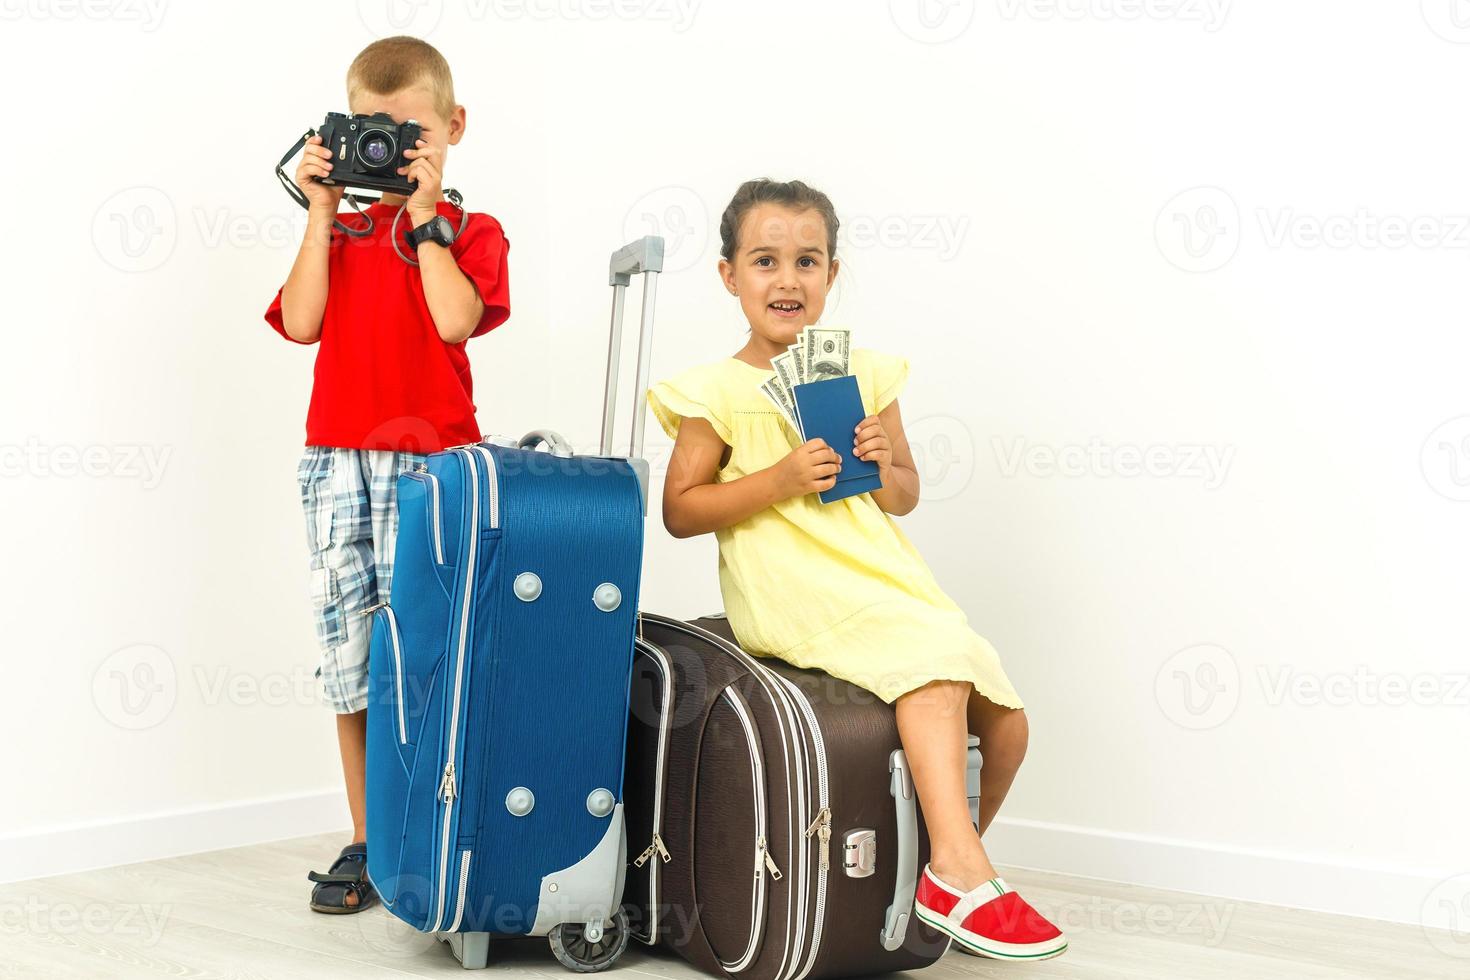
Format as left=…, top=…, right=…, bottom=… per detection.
left=773, top=438, right=842, bottom=500
left=854, top=415, right=893, bottom=474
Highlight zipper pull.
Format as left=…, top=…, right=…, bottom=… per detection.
left=439, top=762, right=456, bottom=802
left=417, top=463, right=429, bottom=473
left=804, top=807, right=833, bottom=871
left=634, top=833, right=672, bottom=868
left=757, top=837, right=783, bottom=881
left=360, top=600, right=388, bottom=617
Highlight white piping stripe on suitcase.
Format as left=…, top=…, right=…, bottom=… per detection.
left=403, top=471, right=446, bottom=564
left=650, top=616, right=811, bottom=980
left=643, top=615, right=825, bottom=980
left=721, top=686, right=772, bottom=974
left=642, top=616, right=802, bottom=978
left=771, top=672, right=833, bottom=980
left=657, top=616, right=835, bottom=980
left=430, top=447, right=483, bottom=933
left=426, top=472, right=444, bottom=561
left=471, top=446, right=501, bottom=529
left=383, top=606, right=408, bottom=744
left=447, top=849, right=473, bottom=933
left=630, top=639, right=674, bottom=946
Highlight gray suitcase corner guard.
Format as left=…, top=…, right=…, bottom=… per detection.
left=439, top=804, right=628, bottom=969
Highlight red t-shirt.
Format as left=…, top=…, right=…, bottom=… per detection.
left=265, top=200, right=510, bottom=452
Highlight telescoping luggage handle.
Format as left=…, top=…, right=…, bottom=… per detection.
left=601, top=236, right=665, bottom=461
left=881, top=736, right=983, bottom=952
left=504, top=236, right=663, bottom=514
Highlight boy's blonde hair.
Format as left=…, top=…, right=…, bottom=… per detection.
left=347, top=36, right=457, bottom=122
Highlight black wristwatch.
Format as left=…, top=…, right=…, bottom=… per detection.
left=405, top=214, right=456, bottom=251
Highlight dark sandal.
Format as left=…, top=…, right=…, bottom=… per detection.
left=307, top=842, right=378, bottom=914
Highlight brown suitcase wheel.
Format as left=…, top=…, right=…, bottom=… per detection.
left=548, top=906, right=629, bottom=972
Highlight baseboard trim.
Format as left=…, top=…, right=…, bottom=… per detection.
left=0, top=790, right=346, bottom=885
left=986, top=815, right=1449, bottom=927
left=1, top=797, right=1449, bottom=926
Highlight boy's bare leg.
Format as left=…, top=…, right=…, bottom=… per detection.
left=895, top=679, right=997, bottom=892
left=966, top=692, right=1029, bottom=837
left=336, top=708, right=368, bottom=907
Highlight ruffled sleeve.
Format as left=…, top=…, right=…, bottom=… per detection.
left=647, top=362, right=733, bottom=444
left=860, top=348, right=910, bottom=415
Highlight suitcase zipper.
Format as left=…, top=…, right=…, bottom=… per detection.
left=447, top=849, right=472, bottom=933
left=803, top=807, right=832, bottom=871
left=377, top=606, right=408, bottom=745
left=640, top=617, right=805, bottom=980
left=403, top=471, right=445, bottom=563
left=722, top=687, right=774, bottom=974
left=472, top=445, right=501, bottom=529
left=773, top=672, right=833, bottom=980
left=631, top=639, right=675, bottom=945
left=633, top=833, right=671, bottom=868
left=431, top=447, right=482, bottom=934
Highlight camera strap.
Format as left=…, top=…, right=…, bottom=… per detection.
left=392, top=190, right=470, bottom=268
left=275, top=129, right=377, bottom=237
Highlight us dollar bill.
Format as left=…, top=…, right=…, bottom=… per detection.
left=759, top=377, right=799, bottom=431
left=788, top=337, right=807, bottom=384
left=770, top=349, right=804, bottom=405
left=803, top=327, right=850, bottom=381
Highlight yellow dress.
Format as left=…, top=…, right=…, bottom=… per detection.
left=647, top=349, right=1023, bottom=708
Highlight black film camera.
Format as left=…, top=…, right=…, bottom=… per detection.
left=314, top=111, right=421, bottom=196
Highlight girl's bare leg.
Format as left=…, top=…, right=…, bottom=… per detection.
left=895, top=679, right=996, bottom=891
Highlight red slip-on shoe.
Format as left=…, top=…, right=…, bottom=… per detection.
left=914, top=864, right=1068, bottom=961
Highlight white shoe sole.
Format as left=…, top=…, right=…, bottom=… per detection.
left=915, top=903, right=1069, bottom=961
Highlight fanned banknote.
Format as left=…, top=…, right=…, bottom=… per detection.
left=755, top=327, right=853, bottom=435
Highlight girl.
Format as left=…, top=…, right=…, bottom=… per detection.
left=646, top=179, right=1067, bottom=962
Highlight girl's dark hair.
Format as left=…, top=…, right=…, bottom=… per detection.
left=718, top=179, right=840, bottom=262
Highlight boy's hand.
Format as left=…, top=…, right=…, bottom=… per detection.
left=854, top=416, right=893, bottom=475
left=400, top=139, right=444, bottom=224
left=772, top=438, right=842, bottom=501
left=295, top=134, right=344, bottom=213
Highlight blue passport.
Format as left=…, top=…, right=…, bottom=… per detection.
left=792, top=375, right=884, bottom=504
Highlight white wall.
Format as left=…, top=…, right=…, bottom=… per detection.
left=2, top=0, right=1467, bottom=930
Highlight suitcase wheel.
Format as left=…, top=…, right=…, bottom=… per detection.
left=547, top=906, right=629, bottom=972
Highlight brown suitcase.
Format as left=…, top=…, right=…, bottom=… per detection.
left=623, top=612, right=982, bottom=980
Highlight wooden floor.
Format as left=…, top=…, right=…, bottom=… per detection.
left=0, top=831, right=1456, bottom=979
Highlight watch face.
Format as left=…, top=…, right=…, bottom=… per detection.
left=433, top=216, right=453, bottom=241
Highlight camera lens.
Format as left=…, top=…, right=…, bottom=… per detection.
left=357, top=129, right=396, bottom=170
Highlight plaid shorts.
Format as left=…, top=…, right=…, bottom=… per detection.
left=297, top=446, right=428, bottom=713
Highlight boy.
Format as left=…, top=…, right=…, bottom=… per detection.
left=264, top=36, right=510, bottom=913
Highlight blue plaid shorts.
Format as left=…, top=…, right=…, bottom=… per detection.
left=297, top=446, right=428, bottom=713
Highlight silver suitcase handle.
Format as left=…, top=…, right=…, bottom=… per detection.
left=517, top=429, right=575, bottom=458
left=881, top=735, right=982, bottom=951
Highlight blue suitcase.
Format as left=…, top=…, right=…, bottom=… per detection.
left=365, top=237, right=666, bottom=971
